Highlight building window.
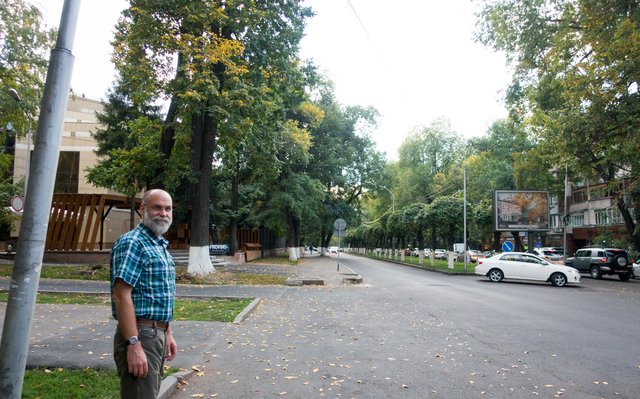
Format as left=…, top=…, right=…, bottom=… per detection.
left=54, top=151, right=79, bottom=193
left=595, top=207, right=626, bottom=226
left=595, top=209, right=609, bottom=225
left=570, top=212, right=584, bottom=227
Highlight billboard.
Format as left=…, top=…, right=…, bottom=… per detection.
left=493, top=190, right=550, bottom=232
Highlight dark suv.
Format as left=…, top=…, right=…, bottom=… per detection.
left=565, top=247, right=633, bottom=281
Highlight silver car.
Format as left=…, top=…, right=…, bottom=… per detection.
left=533, top=248, right=562, bottom=261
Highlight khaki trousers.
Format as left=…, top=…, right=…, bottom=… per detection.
left=113, top=324, right=166, bottom=399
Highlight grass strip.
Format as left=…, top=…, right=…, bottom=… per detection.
left=0, top=264, right=290, bottom=285
left=22, top=366, right=180, bottom=399
left=0, top=292, right=254, bottom=322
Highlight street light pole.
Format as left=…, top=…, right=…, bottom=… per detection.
left=563, top=165, right=569, bottom=258
left=8, top=88, right=33, bottom=199
left=463, top=164, right=468, bottom=272
left=0, top=1, right=80, bottom=397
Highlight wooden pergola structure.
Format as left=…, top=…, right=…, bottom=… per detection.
left=46, top=193, right=140, bottom=251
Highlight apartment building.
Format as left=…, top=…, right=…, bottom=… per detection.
left=548, top=179, right=635, bottom=254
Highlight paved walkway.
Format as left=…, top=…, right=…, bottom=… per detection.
left=0, top=254, right=353, bottom=397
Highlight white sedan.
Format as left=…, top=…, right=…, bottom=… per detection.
left=475, top=252, right=581, bottom=287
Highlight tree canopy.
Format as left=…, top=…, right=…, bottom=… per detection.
left=0, top=0, right=55, bottom=239
left=477, top=0, right=640, bottom=250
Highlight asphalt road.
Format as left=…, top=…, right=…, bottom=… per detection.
left=173, top=253, right=640, bottom=399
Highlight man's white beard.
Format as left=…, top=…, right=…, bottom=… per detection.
left=143, top=211, right=172, bottom=236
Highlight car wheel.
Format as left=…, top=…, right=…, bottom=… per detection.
left=618, top=273, right=631, bottom=281
left=590, top=266, right=602, bottom=279
left=550, top=272, right=567, bottom=287
left=488, top=268, right=504, bottom=282
left=615, top=256, right=628, bottom=267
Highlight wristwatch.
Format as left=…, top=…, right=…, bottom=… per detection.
left=126, top=336, right=139, bottom=346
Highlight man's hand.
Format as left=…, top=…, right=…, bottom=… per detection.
left=127, top=342, right=148, bottom=378
left=165, top=330, right=177, bottom=361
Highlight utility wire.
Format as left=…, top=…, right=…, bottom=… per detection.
left=344, top=0, right=388, bottom=67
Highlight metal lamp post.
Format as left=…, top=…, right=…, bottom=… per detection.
left=8, top=88, right=33, bottom=200
left=0, top=1, right=80, bottom=397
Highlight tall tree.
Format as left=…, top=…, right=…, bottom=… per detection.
left=431, top=195, right=465, bottom=249
left=402, top=203, right=429, bottom=264
left=477, top=0, right=640, bottom=250
left=0, top=0, right=55, bottom=240
left=87, top=83, right=165, bottom=195
left=110, top=0, right=313, bottom=272
left=396, top=118, right=464, bottom=206
left=306, top=87, right=385, bottom=254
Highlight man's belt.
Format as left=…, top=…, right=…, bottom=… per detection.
left=136, top=318, right=168, bottom=330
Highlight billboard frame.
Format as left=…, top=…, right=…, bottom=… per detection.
left=493, top=190, right=550, bottom=232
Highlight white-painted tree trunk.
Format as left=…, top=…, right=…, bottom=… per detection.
left=320, top=247, right=327, bottom=256
left=288, top=246, right=298, bottom=261
left=187, top=245, right=215, bottom=275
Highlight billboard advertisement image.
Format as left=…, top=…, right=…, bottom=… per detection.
left=493, top=190, right=550, bottom=232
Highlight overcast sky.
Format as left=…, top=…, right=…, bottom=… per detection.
left=38, top=0, right=511, bottom=160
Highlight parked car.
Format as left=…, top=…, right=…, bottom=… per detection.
left=455, top=250, right=481, bottom=263
left=475, top=252, right=581, bottom=287
left=533, top=247, right=562, bottom=261
left=410, top=248, right=432, bottom=257
left=564, top=247, right=633, bottom=280
left=434, top=249, right=447, bottom=260
left=329, top=246, right=339, bottom=254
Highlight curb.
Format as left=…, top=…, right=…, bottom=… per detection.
left=233, top=297, right=262, bottom=324
left=338, top=264, right=363, bottom=284
left=159, top=370, right=194, bottom=399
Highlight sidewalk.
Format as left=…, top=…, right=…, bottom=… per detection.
left=0, top=254, right=354, bottom=398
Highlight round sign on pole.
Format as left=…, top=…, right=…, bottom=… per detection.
left=502, top=241, right=514, bottom=252
left=334, top=218, right=346, bottom=231
left=10, top=195, right=24, bottom=212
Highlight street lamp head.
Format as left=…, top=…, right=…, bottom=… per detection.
left=8, top=88, right=22, bottom=102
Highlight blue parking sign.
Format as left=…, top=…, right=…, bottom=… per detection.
left=502, top=241, right=514, bottom=252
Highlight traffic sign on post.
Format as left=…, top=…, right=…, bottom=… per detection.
left=502, top=241, right=514, bottom=252
left=10, top=195, right=24, bottom=212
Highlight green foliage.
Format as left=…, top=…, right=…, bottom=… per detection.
left=174, top=298, right=254, bottom=322
left=22, top=368, right=119, bottom=399
left=0, top=0, right=55, bottom=135
left=477, top=0, right=640, bottom=249
left=0, top=0, right=55, bottom=236
left=0, top=264, right=110, bottom=280
left=470, top=199, right=494, bottom=249
left=305, top=87, right=385, bottom=248
left=396, top=118, right=464, bottom=205
left=430, top=196, right=465, bottom=248
left=401, top=203, right=429, bottom=248
left=87, top=84, right=170, bottom=197
left=106, top=0, right=318, bottom=249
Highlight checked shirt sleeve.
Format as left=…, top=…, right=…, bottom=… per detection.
left=110, top=233, right=144, bottom=289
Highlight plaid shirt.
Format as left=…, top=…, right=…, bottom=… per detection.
left=110, top=223, right=175, bottom=323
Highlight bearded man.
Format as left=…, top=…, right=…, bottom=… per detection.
left=110, top=189, right=177, bottom=399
